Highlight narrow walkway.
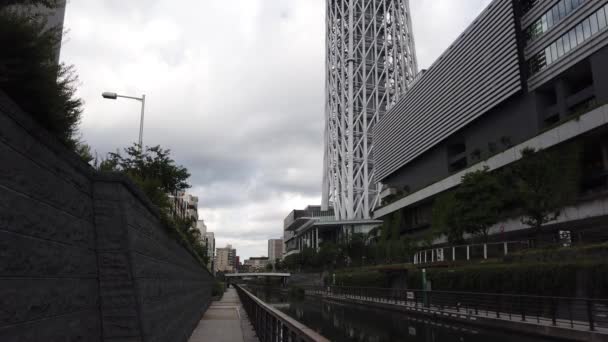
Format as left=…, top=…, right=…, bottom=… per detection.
left=188, top=287, right=258, bottom=342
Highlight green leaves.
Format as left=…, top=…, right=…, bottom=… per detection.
left=514, top=146, right=580, bottom=234
left=100, top=144, right=191, bottom=205
left=0, top=9, right=83, bottom=148
left=432, top=168, right=505, bottom=243
left=432, top=144, right=581, bottom=244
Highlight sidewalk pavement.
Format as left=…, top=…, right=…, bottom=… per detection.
left=188, top=287, right=258, bottom=342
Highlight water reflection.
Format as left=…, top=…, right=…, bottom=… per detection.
left=249, top=287, right=557, bottom=342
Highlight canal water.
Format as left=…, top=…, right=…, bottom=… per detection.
left=247, top=287, right=559, bottom=342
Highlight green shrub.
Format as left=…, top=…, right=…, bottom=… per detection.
left=212, top=281, right=225, bottom=298
left=407, top=262, right=608, bottom=297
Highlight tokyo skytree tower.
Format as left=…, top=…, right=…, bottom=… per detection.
left=322, top=0, right=418, bottom=220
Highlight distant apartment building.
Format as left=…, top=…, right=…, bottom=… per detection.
left=243, top=257, right=269, bottom=272
left=215, top=245, right=236, bottom=273
left=196, top=220, right=207, bottom=235
left=374, top=0, right=608, bottom=245
left=170, top=192, right=198, bottom=225
left=204, top=232, right=215, bottom=272
left=267, top=239, right=284, bottom=262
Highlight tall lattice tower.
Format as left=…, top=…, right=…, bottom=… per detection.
left=322, top=0, right=418, bottom=220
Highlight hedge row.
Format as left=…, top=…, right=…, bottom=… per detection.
left=409, top=262, right=608, bottom=297
left=330, top=262, right=608, bottom=298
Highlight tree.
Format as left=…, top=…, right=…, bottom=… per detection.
left=432, top=168, right=505, bottom=243
left=0, top=0, right=60, bottom=9
left=513, top=147, right=580, bottom=244
left=315, top=242, right=340, bottom=268
left=100, top=144, right=191, bottom=211
left=432, top=192, right=465, bottom=244
left=455, top=168, right=505, bottom=242
left=0, top=7, right=84, bottom=149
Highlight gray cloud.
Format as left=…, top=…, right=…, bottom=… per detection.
left=62, top=0, right=491, bottom=259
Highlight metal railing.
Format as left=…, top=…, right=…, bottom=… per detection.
left=302, top=286, right=608, bottom=332
left=413, top=241, right=531, bottom=265
left=234, top=285, right=330, bottom=342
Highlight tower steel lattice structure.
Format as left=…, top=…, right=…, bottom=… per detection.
left=322, top=0, right=418, bottom=220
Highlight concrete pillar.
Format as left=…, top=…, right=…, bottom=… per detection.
left=504, top=242, right=508, bottom=256
left=483, top=244, right=488, bottom=259
left=466, top=246, right=470, bottom=261
left=452, top=247, right=456, bottom=261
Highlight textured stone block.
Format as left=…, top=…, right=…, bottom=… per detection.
left=94, top=200, right=128, bottom=251
left=98, top=252, right=131, bottom=280
left=102, top=309, right=142, bottom=339
left=0, top=232, right=97, bottom=278
left=0, top=109, right=92, bottom=194
left=99, top=279, right=138, bottom=309
left=0, top=142, right=92, bottom=219
left=0, top=279, right=98, bottom=327
left=0, top=310, right=101, bottom=342
left=0, top=187, right=95, bottom=248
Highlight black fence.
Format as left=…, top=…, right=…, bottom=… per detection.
left=235, top=285, right=329, bottom=342
left=303, top=286, right=608, bottom=332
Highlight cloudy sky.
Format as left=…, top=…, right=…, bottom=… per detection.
left=61, top=0, right=491, bottom=260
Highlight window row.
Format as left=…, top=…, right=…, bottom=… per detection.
left=525, top=0, right=587, bottom=44
left=528, top=4, right=608, bottom=75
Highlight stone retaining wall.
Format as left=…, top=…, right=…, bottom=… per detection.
left=0, top=91, right=212, bottom=342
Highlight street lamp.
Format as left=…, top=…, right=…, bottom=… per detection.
left=102, top=91, right=146, bottom=149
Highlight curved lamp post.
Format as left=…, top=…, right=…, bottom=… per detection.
left=102, top=91, right=146, bottom=150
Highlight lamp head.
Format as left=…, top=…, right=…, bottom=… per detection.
left=102, top=92, right=118, bottom=99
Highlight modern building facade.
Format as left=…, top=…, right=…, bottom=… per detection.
left=215, top=245, right=236, bottom=273
left=283, top=205, right=382, bottom=257
left=322, top=0, right=418, bottom=220
left=268, top=239, right=284, bottom=262
left=374, top=0, right=608, bottom=243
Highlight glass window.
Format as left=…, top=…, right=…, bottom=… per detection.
left=563, top=31, right=571, bottom=53
left=565, top=0, right=573, bottom=13
left=569, top=30, right=578, bottom=48
left=558, top=1, right=566, bottom=19
left=553, top=6, right=560, bottom=22
left=599, top=7, right=607, bottom=30
left=541, top=14, right=548, bottom=31
left=590, top=12, right=599, bottom=35
left=545, top=46, right=552, bottom=65
left=550, top=42, right=558, bottom=61
left=576, top=24, right=585, bottom=43
left=583, top=18, right=591, bottom=39
left=547, top=10, right=554, bottom=27
left=556, top=37, right=564, bottom=57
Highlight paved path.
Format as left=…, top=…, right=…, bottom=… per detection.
left=188, top=288, right=258, bottom=342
